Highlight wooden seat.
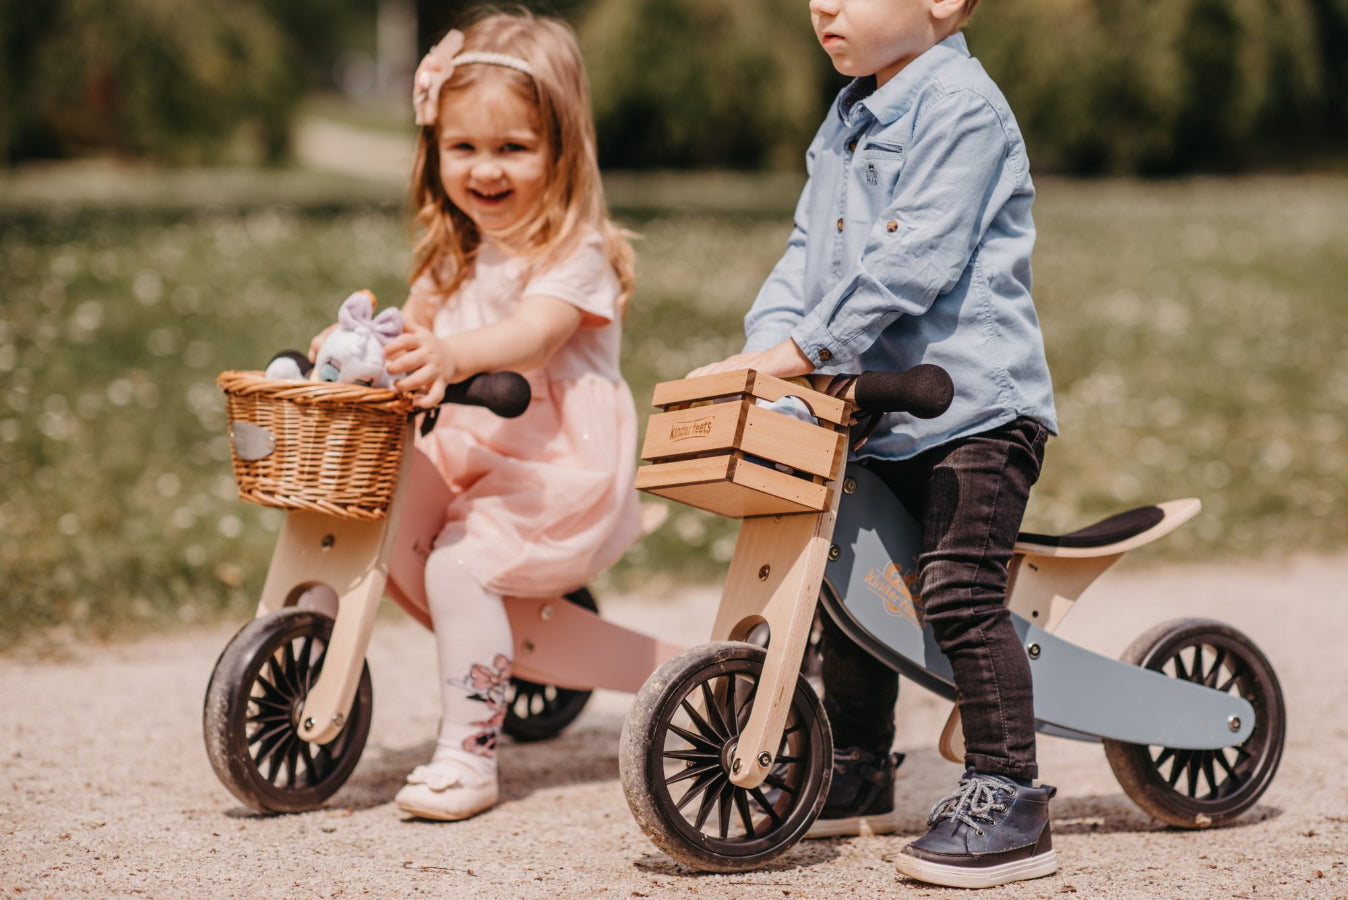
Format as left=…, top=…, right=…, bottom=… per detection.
left=1014, top=498, right=1201, bottom=558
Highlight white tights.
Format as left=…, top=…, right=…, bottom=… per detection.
left=423, top=547, right=513, bottom=779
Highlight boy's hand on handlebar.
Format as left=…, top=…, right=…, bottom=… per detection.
left=384, top=324, right=457, bottom=408
left=687, top=339, right=813, bottom=380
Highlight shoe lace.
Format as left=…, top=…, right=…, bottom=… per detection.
left=925, top=774, right=1013, bottom=837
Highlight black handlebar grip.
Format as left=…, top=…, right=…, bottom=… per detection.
left=441, top=371, right=532, bottom=418
left=853, top=365, right=954, bottom=419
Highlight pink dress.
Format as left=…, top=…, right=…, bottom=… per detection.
left=413, top=232, right=642, bottom=597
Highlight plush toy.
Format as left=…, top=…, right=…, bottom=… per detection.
left=265, top=290, right=404, bottom=388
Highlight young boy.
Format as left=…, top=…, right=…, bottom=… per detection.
left=689, top=0, right=1059, bottom=889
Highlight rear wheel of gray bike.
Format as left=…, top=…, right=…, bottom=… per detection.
left=1103, top=618, right=1285, bottom=828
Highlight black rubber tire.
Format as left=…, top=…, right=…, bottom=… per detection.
left=1103, top=618, right=1285, bottom=828
left=619, top=642, right=832, bottom=872
left=502, top=588, right=597, bottom=742
left=203, top=609, right=373, bottom=814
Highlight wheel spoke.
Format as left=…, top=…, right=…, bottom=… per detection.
left=724, top=675, right=740, bottom=736
left=255, top=662, right=290, bottom=708
left=281, top=739, right=299, bottom=789
left=1165, top=749, right=1188, bottom=788
left=1183, top=750, right=1203, bottom=797
left=734, top=788, right=758, bottom=838
left=1169, top=650, right=1189, bottom=683
left=669, top=721, right=721, bottom=754
left=663, top=746, right=717, bottom=764
left=692, top=776, right=722, bottom=830
left=311, top=740, right=334, bottom=780
left=278, top=641, right=301, bottom=696
left=673, top=767, right=723, bottom=814
left=298, top=635, right=316, bottom=689
left=700, top=680, right=732, bottom=740
left=1199, top=646, right=1223, bottom=688
left=665, top=760, right=722, bottom=786
left=717, top=783, right=734, bottom=839
left=298, top=741, right=317, bottom=786
left=679, top=698, right=719, bottom=743
left=1200, top=754, right=1219, bottom=798
left=749, top=786, right=785, bottom=827
left=735, top=683, right=759, bottom=731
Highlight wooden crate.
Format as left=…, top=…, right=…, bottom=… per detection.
left=636, top=370, right=849, bottom=518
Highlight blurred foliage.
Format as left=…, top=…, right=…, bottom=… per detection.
left=0, top=0, right=374, bottom=165
left=1307, top=0, right=1348, bottom=139
left=578, top=0, right=1339, bottom=173
left=564, top=0, right=834, bottom=169
left=2, top=169, right=1347, bottom=650
left=2, top=0, right=1346, bottom=173
left=968, top=0, right=1327, bottom=174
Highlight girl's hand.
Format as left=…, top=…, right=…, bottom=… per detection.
left=688, top=339, right=813, bottom=379
left=384, top=324, right=456, bottom=408
left=308, top=323, right=339, bottom=361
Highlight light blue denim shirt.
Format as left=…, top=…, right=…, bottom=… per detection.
left=743, top=33, right=1057, bottom=460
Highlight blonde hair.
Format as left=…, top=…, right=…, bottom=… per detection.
left=409, top=10, right=636, bottom=316
left=959, top=0, right=981, bottom=26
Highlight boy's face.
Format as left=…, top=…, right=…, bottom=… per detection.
left=809, top=0, right=951, bottom=85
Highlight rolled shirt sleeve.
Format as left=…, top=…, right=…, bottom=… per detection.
left=791, top=89, right=1018, bottom=369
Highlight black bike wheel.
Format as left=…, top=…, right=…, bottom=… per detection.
left=619, top=642, right=832, bottom=872
left=1103, top=618, right=1285, bottom=828
left=203, top=609, right=373, bottom=814
left=503, top=588, right=596, bottom=742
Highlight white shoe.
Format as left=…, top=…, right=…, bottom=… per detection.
left=395, top=762, right=498, bottom=821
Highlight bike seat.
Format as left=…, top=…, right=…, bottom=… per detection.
left=1014, top=498, right=1201, bottom=558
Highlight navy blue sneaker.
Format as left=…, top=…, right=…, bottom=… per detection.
left=806, top=747, right=903, bottom=838
left=894, top=770, right=1057, bottom=888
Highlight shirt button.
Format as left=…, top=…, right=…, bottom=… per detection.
left=886, top=220, right=898, bottom=233
left=819, top=349, right=833, bottom=362
left=836, top=218, right=844, bottom=232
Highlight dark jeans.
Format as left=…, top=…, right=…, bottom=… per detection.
left=821, top=416, right=1049, bottom=781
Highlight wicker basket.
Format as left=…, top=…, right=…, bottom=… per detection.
left=218, top=371, right=414, bottom=520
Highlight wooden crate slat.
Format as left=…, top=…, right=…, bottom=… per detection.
left=640, top=400, right=748, bottom=462
left=636, top=456, right=829, bottom=518
left=739, top=405, right=841, bottom=479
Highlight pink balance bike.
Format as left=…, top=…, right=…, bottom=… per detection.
left=619, top=367, right=1286, bottom=872
left=203, top=370, right=682, bottom=814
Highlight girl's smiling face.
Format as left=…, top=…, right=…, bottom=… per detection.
left=437, top=78, right=550, bottom=241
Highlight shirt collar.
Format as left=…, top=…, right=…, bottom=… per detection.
left=836, top=32, right=970, bottom=127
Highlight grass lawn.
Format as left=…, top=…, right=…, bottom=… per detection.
left=1, top=167, right=1344, bottom=648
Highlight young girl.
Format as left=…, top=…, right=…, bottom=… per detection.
left=380, top=10, right=642, bottom=822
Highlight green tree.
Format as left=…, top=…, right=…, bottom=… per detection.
left=968, top=0, right=1324, bottom=174
left=581, top=0, right=830, bottom=169
left=1, top=0, right=298, bottom=164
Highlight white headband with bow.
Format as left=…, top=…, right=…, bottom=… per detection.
left=412, top=30, right=536, bottom=126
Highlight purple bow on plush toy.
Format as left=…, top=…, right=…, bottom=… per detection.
left=266, top=290, right=404, bottom=388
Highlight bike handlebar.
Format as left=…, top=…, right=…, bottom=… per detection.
left=440, top=371, right=531, bottom=419
left=811, top=364, right=954, bottom=419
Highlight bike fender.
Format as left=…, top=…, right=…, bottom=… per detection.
left=826, top=464, right=1255, bottom=750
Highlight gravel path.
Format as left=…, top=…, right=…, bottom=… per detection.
left=3, top=554, right=1346, bottom=899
